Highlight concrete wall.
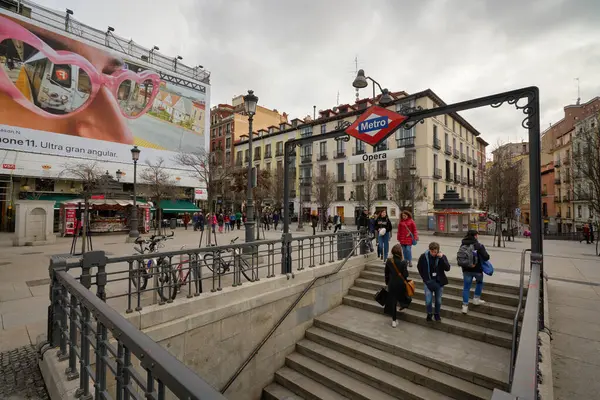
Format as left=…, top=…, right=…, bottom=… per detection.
left=123, top=253, right=374, bottom=399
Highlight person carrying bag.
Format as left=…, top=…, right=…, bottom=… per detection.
left=381, top=244, right=413, bottom=328
left=417, top=242, right=451, bottom=322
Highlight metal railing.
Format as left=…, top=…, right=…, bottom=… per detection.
left=220, top=232, right=368, bottom=393
left=509, top=249, right=530, bottom=384
left=48, top=254, right=226, bottom=400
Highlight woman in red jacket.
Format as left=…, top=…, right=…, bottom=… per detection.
left=397, top=211, right=419, bottom=267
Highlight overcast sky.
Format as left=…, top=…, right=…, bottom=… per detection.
left=37, top=0, right=600, bottom=148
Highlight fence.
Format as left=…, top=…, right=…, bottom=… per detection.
left=46, top=231, right=365, bottom=398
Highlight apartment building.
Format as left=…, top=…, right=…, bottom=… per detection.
left=210, top=95, right=288, bottom=167
left=233, top=89, right=488, bottom=227
left=541, top=162, right=556, bottom=233
left=492, top=142, right=531, bottom=225
left=542, top=96, right=600, bottom=232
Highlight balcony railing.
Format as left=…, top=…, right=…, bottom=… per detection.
left=445, top=145, right=452, bottom=155
left=555, top=197, right=562, bottom=203
left=353, top=147, right=366, bottom=155
left=461, top=177, right=467, bottom=185
left=352, top=173, right=366, bottom=182
left=467, top=156, right=473, bottom=165
left=554, top=159, right=561, bottom=168
left=541, top=191, right=547, bottom=196
left=300, top=178, right=312, bottom=186
left=433, top=168, right=442, bottom=179
left=563, top=195, right=571, bottom=202
left=468, top=180, right=473, bottom=187
left=564, top=175, right=571, bottom=183
left=264, top=151, right=272, bottom=159
left=460, top=152, right=466, bottom=161
left=276, top=150, right=284, bottom=157
left=396, top=137, right=415, bottom=148
left=336, top=195, right=345, bottom=202
left=454, top=175, right=460, bottom=183
left=453, top=149, right=459, bottom=159
left=301, top=155, right=312, bottom=164
left=433, top=137, right=441, bottom=150
left=554, top=178, right=561, bottom=184
left=434, top=193, right=440, bottom=201
left=376, top=193, right=387, bottom=200
left=334, top=151, right=346, bottom=159
left=337, top=176, right=346, bottom=183
left=376, top=172, right=389, bottom=180
left=446, top=173, right=453, bottom=182
left=301, top=195, right=311, bottom=202
left=575, top=193, right=591, bottom=201
left=317, top=153, right=328, bottom=161
left=254, top=153, right=262, bottom=160
left=244, top=156, right=250, bottom=163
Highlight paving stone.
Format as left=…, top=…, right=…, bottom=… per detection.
left=0, top=345, right=49, bottom=400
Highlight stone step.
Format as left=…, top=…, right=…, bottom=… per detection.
left=343, top=295, right=513, bottom=348
left=365, top=262, right=527, bottom=296
left=305, top=327, right=493, bottom=400
left=262, top=382, right=305, bottom=400
left=348, top=286, right=516, bottom=333
left=274, top=367, right=346, bottom=400
left=295, top=339, right=454, bottom=400
left=314, top=305, right=510, bottom=391
left=285, top=352, right=399, bottom=400
left=358, top=270, right=522, bottom=307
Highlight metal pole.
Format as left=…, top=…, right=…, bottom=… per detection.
left=282, top=142, right=292, bottom=274
left=244, top=114, right=255, bottom=248
left=129, top=160, right=139, bottom=238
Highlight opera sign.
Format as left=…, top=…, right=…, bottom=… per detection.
left=345, top=105, right=407, bottom=146
left=347, top=147, right=406, bottom=165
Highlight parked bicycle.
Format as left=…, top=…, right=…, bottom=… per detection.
left=203, top=237, right=256, bottom=282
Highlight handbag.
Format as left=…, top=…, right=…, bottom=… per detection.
left=482, top=260, right=494, bottom=276
left=391, top=259, right=415, bottom=297
left=408, top=228, right=418, bottom=246
left=374, top=287, right=388, bottom=306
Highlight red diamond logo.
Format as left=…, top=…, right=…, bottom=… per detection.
left=345, top=105, right=407, bottom=147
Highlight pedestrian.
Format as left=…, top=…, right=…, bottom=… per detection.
left=384, top=244, right=412, bottom=328
left=183, top=213, right=190, bottom=230
left=224, top=214, right=231, bottom=232
left=236, top=210, right=242, bottom=230
left=590, top=221, right=595, bottom=244
left=457, top=229, right=490, bottom=314
left=311, top=213, right=318, bottom=236
left=218, top=213, right=224, bottom=233
left=397, top=210, right=419, bottom=268
left=334, top=213, right=342, bottom=233
left=211, top=213, right=217, bottom=234
left=273, top=211, right=280, bottom=230
left=198, top=212, right=205, bottom=232
left=417, top=242, right=451, bottom=322
left=376, top=210, right=393, bottom=261
left=583, top=223, right=590, bottom=244
left=357, top=209, right=373, bottom=252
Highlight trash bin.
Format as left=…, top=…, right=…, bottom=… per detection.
left=337, top=232, right=354, bottom=260
left=170, top=218, right=177, bottom=229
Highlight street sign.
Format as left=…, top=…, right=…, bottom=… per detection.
left=348, top=148, right=406, bottom=165
left=345, top=105, right=407, bottom=146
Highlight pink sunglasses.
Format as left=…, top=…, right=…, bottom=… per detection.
left=0, top=15, right=161, bottom=119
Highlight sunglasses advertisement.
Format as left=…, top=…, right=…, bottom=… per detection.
left=0, top=12, right=209, bottom=172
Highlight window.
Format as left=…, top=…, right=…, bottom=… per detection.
left=460, top=165, right=464, bottom=178
left=301, top=126, right=312, bottom=137
left=337, top=163, right=345, bottom=181
left=433, top=182, right=438, bottom=197
left=321, top=124, right=326, bottom=134
left=265, top=163, right=270, bottom=171
left=319, top=141, right=327, bottom=156
left=395, top=128, right=415, bottom=147
left=320, top=165, right=327, bottom=176
left=578, top=205, right=582, bottom=218
left=454, top=162, right=457, bottom=177
left=446, top=160, right=451, bottom=178
left=460, top=143, right=463, bottom=153
left=225, top=152, right=231, bottom=164
left=377, top=183, right=387, bottom=200
left=444, top=115, right=448, bottom=126
left=377, top=160, right=387, bottom=177
left=433, top=125, right=438, bottom=138
left=337, top=187, right=345, bottom=201
left=434, top=154, right=438, bottom=169
left=445, top=133, right=449, bottom=146
left=336, top=139, right=345, bottom=154
left=244, top=149, right=249, bottom=160
left=356, top=164, right=365, bottom=180
left=35, top=178, right=54, bottom=192
left=356, top=185, right=365, bottom=201
left=375, top=139, right=388, bottom=152
left=452, top=120, right=456, bottom=132
left=453, top=138, right=456, bottom=149
left=265, top=143, right=271, bottom=156
left=226, top=123, right=231, bottom=134
left=276, top=141, right=283, bottom=155
left=460, top=188, right=464, bottom=198
left=356, top=139, right=366, bottom=153
left=277, top=160, right=283, bottom=171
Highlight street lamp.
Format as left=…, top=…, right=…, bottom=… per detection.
left=116, top=169, right=122, bottom=182
left=243, top=90, right=258, bottom=248
left=129, top=146, right=141, bottom=238
left=352, top=69, right=394, bottom=105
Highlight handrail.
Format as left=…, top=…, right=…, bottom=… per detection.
left=55, top=270, right=226, bottom=400
left=509, top=248, right=530, bottom=385
left=220, top=235, right=367, bottom=393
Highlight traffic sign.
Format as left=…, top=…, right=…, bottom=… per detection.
left=345, top=105, right=407, bottom=146
left=348, top=148, right=405, bottom=165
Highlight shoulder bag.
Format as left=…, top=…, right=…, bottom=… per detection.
left=391, top=259, right=415, bottom=297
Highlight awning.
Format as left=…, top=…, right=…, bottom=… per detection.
left=159, top=200, right=199, bottom=213
left=60, top=198, right=152, bottom=208
left=31, top=194, right=79, bottom=209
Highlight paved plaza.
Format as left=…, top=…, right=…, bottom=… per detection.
left=0, top=228, right=599, bottom=398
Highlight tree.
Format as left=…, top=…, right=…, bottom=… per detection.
left=138, top=158, right=177, bottom=234
left=312, top=169, right=336, bottom=231
left=60, top=162, right=105, bottom=254
left=270, top=166, right=285, bottom=214
left=353, top=163, right=377, bottom=215
left=572, top=112, right=600, bottom=245
left=230, top=167, right=272, bottom=238
left=173, top=148, right=229, bottom=213
left=388, top=158, right=425, bottom=215
left=485, top=144, right=526, bottom=246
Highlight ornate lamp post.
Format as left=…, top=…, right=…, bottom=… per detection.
left=115, top=169, right=123, bottom=182
left=129, top=146, right=140, bottom=238
left=243, top=90, right=258, bottom=247
left=352, top=69, right=394, bottom=104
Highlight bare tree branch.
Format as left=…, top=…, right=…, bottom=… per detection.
left=312, top=169, right=336, bottom=231
left=572, top=113, right=600, bottom=220
left=138, top=158, right=177, bottom=234
left=352, top=163, right=377, bottom=214
left=388, top=158, right=425, bottom=213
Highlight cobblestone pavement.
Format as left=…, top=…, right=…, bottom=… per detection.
left=0, top=345, right=49, bottom=400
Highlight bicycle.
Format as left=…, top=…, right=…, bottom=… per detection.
left=130, top=232, right=174, bottom=293
left=203, top=237, right=255, bottom=282
left=175, top=245, right=201, bottom=292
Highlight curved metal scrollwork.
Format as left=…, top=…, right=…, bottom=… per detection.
left=334, top=120, right=352, bottom=130
left=490, top=90, right=538, bottom=130
left=334, top=135, right=351, bottom=143
left=398, top=105, right=426, bottom=130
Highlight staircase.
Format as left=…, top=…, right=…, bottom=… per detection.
left=263, top=261, right=525, bottom=400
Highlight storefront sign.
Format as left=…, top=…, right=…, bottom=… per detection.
left=65, top=208, right=76, bottom=235
left=144, top=208, right=151, bottom=233
left=438, top=215, right=446, bottom=231
left=2, top=163, right=15, bottom=169
left=194, top=188, right=208, bottom=200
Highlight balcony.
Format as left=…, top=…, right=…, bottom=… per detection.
left=301, top=155, right=312, bottom=164
left=454, top=175, right=460, bottom=184
left=562, top=157, right=570, bottom=165
left=564, top=175, right=571, bottom=183
left=289, top=190, right=297, bottom=198
left=554, top=197, right=562, bottom=203
left=445, top=145, right=452, bottom=155
left=460, top=152, right=466, bottom=161
left=244, top=156, right=250, bottom=163
left=300, top=178, right=312, bottom=186
left=467, top=156, right=472, bottom=165
left=433, top=168, right=442, bottom=179
left=563, top=195, right=571, bottom=202
left=254, top=153, right=261, bottom=160
left=468, top=180, right=473, bottom=187
left=376, top=192, right=387, bottom=201
left=554, top=177, right=561, bottom=184
left=334, top=151, right=346, bottom=159
left=337, top=176, right=346, bottom=183
left=575, top=193, right=591, bottom=201
left=317, top=153, right=328, bottom=161
left=353, top=147, right=366, bottom=155
left=376, top=172, right=389, bottom=180
left=461, top=176, right=467, bottom=185
left=236, top=159, right=242, bottom=166
left=433, top=137, right=441, bottom=150
left=352, top=173, right=366, bottom=182
left=434, top=193, right=440, bottom=201
left=264, top=151, right=272, bottom=159
left=446, top=173, right=453, bottom=182
left=541, top=191, right=547, bottom=196
left=397, top=137, right=415, bottom=148
left=453, top=149, right=459, bottom=159
left=276, top=150, right=284, bottom=157
left=554, top=159, right=561, bottom=168
left=301, top=195, right=311, bottom=202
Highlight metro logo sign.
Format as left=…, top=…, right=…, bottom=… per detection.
left=345, top=105, right=407, bottom=146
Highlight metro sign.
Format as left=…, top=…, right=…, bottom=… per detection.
left=345, top=105, right=407, bottom=146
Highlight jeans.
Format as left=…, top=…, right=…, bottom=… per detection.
left=463, top=272, right=484, bottom=304
left=401, top=244, right=413, bottom=262
left=424, top=284, right=443, bottom=315
left=378, top=232, right=390, bottom=259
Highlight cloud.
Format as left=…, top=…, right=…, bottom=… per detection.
left=37, top=0, right=600, bottom=146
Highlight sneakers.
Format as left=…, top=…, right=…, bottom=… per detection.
left=473, top=297, right=486, bottom=306
left=434, top=314, right=441, bottom=322
left=392, top=320, right=398, bottom=328
left=461, top=304, right=469, bottom=314
left=426, top=313, right=433, bottom=322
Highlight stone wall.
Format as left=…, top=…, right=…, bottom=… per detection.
left=123, top=253, right=374, bottom=399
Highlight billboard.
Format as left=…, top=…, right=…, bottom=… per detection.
left=0, top=11, right=209, bottom=174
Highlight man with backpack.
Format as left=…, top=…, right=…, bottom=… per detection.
left=456, top=229, right=490, bottom=314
